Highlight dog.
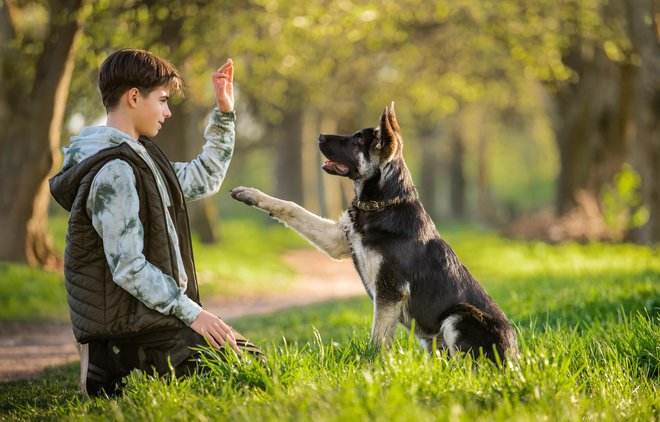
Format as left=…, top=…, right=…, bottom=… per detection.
left=231, top=103, right=518, bottom=362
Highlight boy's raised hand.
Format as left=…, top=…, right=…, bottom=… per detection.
left=212, top=58, right=234, bottom=112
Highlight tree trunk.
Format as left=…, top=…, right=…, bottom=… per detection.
left=301, top=109, right=322, bottom=215
left=273, top=109, right=304, bottom=204
left=154, top=13, right=219, bottom=244
left=555, top=46, right=631, bottom=215
left=156, top=101, right=219, bottom=243
left=476, top=119, right=495, bottom=224
left=317, top=116, right=346, bottom=218
left=449, top=132, right=466, bottom=220
left=626, top=0, right=660, bottom=243
left=0, top=0, right=86, bottom=268
left=419, top=126, right=441, bottom=221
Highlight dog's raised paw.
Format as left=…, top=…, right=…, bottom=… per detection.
left=230, top=187, right=262, bottom=207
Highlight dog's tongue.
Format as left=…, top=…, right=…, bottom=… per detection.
left=323, top=160, right=349, bottom=174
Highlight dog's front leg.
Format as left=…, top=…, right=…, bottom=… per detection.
left=370, top=297, right=404, bottom=348
left=231, top=186, right=351, bottom=260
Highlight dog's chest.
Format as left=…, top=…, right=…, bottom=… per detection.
left=339, top=211, right=383, bottom=296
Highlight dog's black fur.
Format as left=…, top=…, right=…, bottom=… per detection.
left=232, top=103, right=518, bottom=361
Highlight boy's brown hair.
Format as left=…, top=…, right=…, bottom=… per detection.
left=98, top=48, right=184, bottom=111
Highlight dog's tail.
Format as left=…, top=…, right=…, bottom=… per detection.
left=439, top=303, right=518, bottom=362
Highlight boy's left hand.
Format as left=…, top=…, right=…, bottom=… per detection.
left=212, top=58, right=234, bottom=112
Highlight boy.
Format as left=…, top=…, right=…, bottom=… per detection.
left=49, top=48, right=261, bottom=397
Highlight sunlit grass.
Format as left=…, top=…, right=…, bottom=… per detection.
left=1, top=309, right=657, bottom=421
left=0, top=263, right=68, bottom=322
left=191, top=218, right=309, bottom=296
left=1, top=220, right=658, bottom=420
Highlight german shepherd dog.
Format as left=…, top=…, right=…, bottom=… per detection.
left=231, top=103, right=518, bottom=361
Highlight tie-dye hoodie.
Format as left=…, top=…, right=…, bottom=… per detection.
left=56, top=109, right=235, bottom=326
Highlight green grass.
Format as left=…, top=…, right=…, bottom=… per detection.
left=0, top=263, right=68, bottom=322
left=190, top=218, right=309, bottom=296
left=0, top=216, right=308, bottom=322
left=1, top=223, right=658, bottom=420
left=51, top=213, right=310, bottom=296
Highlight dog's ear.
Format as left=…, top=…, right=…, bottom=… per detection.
left=373, top=101, right=402, bottom=161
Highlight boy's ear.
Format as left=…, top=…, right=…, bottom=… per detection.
left=127, top=87, right=140, bottom=108
left=373, top=101, right=402, bottom=162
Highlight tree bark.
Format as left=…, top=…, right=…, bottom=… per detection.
left=556, top=0, right=636, bottom=215
left=555, top=46, right=632, bottom=216
left=626, top=0, right=660, bottom=243
left=301, top=109, right=322, bottom=215
left=418, top=126, right=441, bottom=222
left=449, top=132, right=466, bottom=220
left=154, top=11, right=219, bottom=244
left=0, top=0, right=86, bottom=268
left=317, top=116, right=347, bottom=218
left=273, top=109, right=304, bottom=204
left=555, top=1, right=658, bottom=243
left=156, top=101, right=219, bottom=243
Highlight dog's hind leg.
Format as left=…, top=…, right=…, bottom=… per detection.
left=439, top=304, right=517, bottom=362
left=370, top=297, right=404, bottom=348
left=231, top=186, right=351, bottom=259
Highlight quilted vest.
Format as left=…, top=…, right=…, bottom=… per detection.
left=49, top=138, right=200, bottom=343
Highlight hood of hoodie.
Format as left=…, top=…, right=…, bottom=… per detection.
left=50, top=126, right=136, bottom=211
left=60, top=126, right=134, bottom=172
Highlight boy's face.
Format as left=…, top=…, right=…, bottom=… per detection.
left=134, top=86, right=172, bottom=138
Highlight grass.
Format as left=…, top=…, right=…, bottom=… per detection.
left=0, top=263, right=68, bottom=322
left=51, top=213, right=310, bottom=296
left=0, top=216, right=308, bottom=322
left=0, top=221, right=658, bottom=420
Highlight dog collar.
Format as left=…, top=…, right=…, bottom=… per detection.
left=353, top=198, right=404, bottom=212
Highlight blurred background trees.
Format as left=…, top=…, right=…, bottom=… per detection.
left=1, top=0, right=658, bottom=268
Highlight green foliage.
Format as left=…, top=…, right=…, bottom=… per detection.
left=54, top=0, right=628, bottom=217
left=601, top=163, right=650, bottom=239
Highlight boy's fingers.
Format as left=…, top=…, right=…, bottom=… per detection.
left=204, top=331, right=221, bottom=349
left=216, top=59, right=232, bottom=75
left=219, top=325, right=239, bottom=352
left=217, top=61, right=230, bottom=73
left=213, top=329, right=240, bottom=353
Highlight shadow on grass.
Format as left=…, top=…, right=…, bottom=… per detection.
left=0, top=362, right=79, bottom=416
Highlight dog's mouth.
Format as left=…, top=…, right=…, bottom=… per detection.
left=322, top=160, right=350, bottom=176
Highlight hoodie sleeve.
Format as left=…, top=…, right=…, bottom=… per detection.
left=86, top=159, right=202, bottom=326
left=171, top=109, right=235, bottom=201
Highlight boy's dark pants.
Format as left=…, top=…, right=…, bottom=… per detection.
left=85, top=326, right=254, bottom=397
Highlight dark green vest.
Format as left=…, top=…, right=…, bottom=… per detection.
left=49, top=138, right=200, bottom=343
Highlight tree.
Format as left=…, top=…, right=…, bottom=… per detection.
left=625, top=0, right=660, bottom=242
left=550, top=0, right=659, bottom=242
left=552, top=0, right=634, bottom=216
left=0, top=0, right=88, bottom=268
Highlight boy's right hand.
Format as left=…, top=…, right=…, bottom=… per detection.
left=190, top=308, right=240, bottom=353
left=212, top=58, right=234, bottom=112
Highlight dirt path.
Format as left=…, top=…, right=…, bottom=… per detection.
left=0, top=250, right=363, bottom=383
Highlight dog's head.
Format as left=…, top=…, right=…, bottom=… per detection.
left=318, top=102, right=403, bottom=181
